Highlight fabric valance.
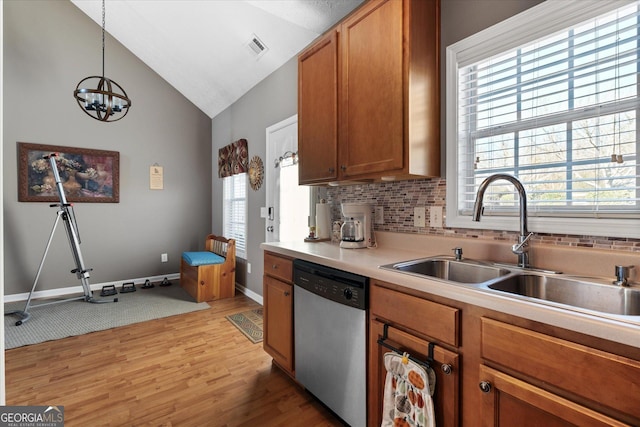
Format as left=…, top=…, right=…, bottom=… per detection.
left=218, top=138, right=248, bottom=178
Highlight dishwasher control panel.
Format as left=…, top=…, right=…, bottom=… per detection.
left=293, top=259, right=368, bottom=310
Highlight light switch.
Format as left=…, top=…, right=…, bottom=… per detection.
left=430, top=206, right=443, bottom=228
left=414, top=207, right=426, bottom=227
left=375, top=206, right=384, bottom=224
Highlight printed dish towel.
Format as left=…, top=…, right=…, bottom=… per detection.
left=381, top=352, right=436, bottom=427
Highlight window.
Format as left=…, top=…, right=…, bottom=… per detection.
left=446, top=0, right=640, bottom=238
left=223, top=173, right=247, bottom=258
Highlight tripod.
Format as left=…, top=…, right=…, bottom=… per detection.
left=6, top=153, right=117, bottom=326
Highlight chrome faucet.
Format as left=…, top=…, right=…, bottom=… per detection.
left=472, top=174, right=534, bottom=268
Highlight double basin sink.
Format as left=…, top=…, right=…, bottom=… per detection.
left=380, top=257, right=640, bottom=317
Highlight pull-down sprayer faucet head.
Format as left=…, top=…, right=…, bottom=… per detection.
left=472, top=173, right=532, bottom=268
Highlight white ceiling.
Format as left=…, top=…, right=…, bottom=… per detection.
left=70, top=0, right=364, bottom=119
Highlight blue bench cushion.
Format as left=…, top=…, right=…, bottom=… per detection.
left=182, top=251, right=225, bottom=266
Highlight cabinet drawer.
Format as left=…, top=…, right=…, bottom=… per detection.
left=370, top=283, right=459, bottom=347
left=264, top=252, right=293, bottom=283
left=481, top=317, right=640, bottom=419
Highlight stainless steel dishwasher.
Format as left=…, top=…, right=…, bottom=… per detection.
left=293, top=259, right=368, bottom=427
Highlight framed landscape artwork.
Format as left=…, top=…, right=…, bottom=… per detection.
left=18, top=142, right=120, bottom=203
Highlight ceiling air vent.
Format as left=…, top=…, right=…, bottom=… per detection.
left=246, top=33, right=268, bottom=59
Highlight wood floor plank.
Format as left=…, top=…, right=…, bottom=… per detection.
left=5, top=294, right=344, bottom=426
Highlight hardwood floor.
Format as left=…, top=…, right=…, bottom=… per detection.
left=5, top=294, right=345, bottom=427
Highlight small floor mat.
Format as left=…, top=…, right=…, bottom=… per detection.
left=226, top=308, right=263, bottom=344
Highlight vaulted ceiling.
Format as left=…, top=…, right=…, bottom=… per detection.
left=71, top=0, right=364, bottom=119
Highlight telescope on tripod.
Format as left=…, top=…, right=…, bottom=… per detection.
left=6, top=153, right=117, bottom=326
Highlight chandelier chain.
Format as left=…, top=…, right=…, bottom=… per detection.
left=102, top=0, right=106, bottom=77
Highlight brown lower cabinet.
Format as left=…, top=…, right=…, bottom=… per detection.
left=478, top=365, right=629, bottom=427
left=369, top=281, right=461, bottom=426
left=369, top=319, right=460, bottom=427
left=263, top=252, right=294, bottom=376
left=368, top=279, right=640, bottom=427
left=479, top=317, right=640, bottom=426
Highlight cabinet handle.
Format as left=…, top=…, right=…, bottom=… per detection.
left=479, top=381, right=492, bottom=393
left=441, top=364, right=453, bottom=375
left=284, top=291, right=290, bottom=296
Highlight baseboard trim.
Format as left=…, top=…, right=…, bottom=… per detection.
left=3, top=273, right=181, bottom=303
left=4, top=274, right=265, bottom=306
left=234, top=284, right=263, bottom=305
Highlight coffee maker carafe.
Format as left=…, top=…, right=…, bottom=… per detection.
left=340, top=203, right=372, bottom=249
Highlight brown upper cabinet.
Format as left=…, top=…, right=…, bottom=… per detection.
left=298, top=0, right=441, bottom=185
left=298, top=31, right=339, bottom=184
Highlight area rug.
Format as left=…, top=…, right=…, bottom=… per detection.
left=226, top=308, right=263, bottom=343
left=4, top=283, right=210, bottom=350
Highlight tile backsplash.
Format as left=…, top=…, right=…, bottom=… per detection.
left=326, top=177, right=640, bottom=253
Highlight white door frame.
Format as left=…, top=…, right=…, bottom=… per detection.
left=265, top=114, right=298, bottom=243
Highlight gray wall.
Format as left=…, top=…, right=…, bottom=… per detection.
left=212, top=58, right=298, bottom=297
left=3, top=0, right=212, bottom=295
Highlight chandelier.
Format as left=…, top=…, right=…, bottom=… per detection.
left=73, top=0, right=131, bottom=122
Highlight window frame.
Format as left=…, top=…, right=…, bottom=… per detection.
left=445, top=0, right=640, bottom=239
left=223, top=173, right=247, bottom=259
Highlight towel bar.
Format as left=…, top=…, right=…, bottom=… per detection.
left=377, top=323, right=453, bottom=375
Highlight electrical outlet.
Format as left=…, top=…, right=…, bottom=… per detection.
left=247, top=263, right=251, bottom=274
left=414, top=207, right=426, bottom=227
left=430, top=206, right=443, bottom=228
left=374, top=206, right=384, bottom=224
left=161, top=253, right=168, bottom=263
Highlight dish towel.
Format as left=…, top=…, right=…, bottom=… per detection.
left=381, top=352, right=436, bottom=427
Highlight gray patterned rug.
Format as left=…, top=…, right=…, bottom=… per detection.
left=4, top=283, right=210, bottom=349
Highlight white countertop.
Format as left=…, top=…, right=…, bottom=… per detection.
left=261, top=232, right=640, bottom=348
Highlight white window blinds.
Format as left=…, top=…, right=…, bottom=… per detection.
left=454, top=1, right=640, bottom=219
left=223, top=173, right=247, bottom=258
left=446, top=0, right=640, bottom=237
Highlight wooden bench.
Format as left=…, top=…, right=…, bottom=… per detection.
left=180, top=234, right=236, bottom=302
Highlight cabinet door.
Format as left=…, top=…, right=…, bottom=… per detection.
left=263, top=275, right=293, bottom=374
left=298, top=31, right=339, bottom=184
left=369, top=319, right=459, bottom=427
left=478, top=365, right=631, bottom=427
left=481, top=317, right=640, bottom=422
left=339, top=0, right=404, bottom=178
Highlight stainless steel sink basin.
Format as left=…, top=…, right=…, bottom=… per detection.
left=380, top=255, right=640, bottom=318
left=487, top=274, right=640, bottom=316
left=381, top=257, right=511, bottom=284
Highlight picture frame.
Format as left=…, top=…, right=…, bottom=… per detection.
left=18, top=142, right=120, bottom=203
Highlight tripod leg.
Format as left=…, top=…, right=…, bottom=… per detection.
left=5, top=211, right=63, bottom=326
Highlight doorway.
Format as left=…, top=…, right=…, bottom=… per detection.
left=265, top=115, right=309, bottom=243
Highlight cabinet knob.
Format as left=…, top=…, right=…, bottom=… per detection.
left=341, top=165, right=346, bottom=171
left=441, top=364, right=453, bottom=375
left=479, top=381, right=492, bottom=393
left=329, top=167, right=335, bottom=173
left=284, top=291, right=290, bottom=296
left=272, top=264, right=278, bottom=269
